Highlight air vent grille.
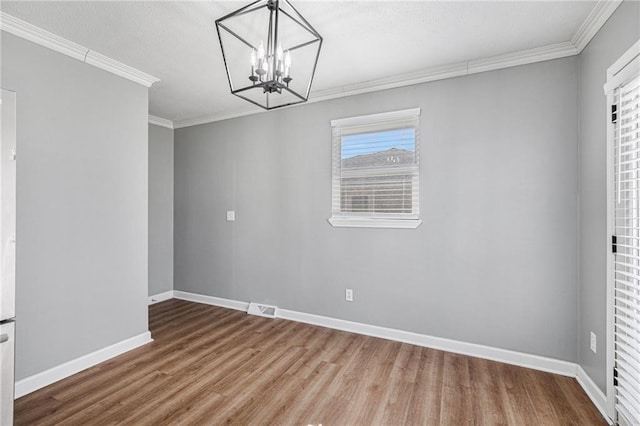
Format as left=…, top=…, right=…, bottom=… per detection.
left=247, top=302, right=278, bottom=319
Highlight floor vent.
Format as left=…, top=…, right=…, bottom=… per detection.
left=247, top=302, right=278, bottom=318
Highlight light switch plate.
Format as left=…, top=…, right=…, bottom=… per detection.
left=226, top=211, right=235, bottom=221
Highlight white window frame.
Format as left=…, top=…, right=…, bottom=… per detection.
left=328, top=108, right=422, bottom=229
left=605, top=39, right=640, bottom=425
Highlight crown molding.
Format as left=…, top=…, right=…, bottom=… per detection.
left=173, top=41, right=579, bottom=129
left=0, top=12, right=87, bottom=61
left=173, top=107, right=262, bottom=129
left=148, top=115, right=174, bottom=129
left=467, top=41, right=578, bottom=75
left=571, top=0, right=623, bottom=53
left=311, top=62, right=469, bottom=105
left=0, top=12, right=159, bottom=88
left=85, top=51, right=159, bottom=88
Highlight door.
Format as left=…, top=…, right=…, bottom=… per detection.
left=0, top=89, right=16, bottom=322
left=610, top=58, right=640, bottom=426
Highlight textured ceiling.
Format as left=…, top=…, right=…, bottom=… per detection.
left=1, top=1, right=596, bottom=123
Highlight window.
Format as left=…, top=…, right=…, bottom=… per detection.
left=329, top=108, right=421, bottom=228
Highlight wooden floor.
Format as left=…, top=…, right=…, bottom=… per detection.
left=15, top=299, right=605, bottom=425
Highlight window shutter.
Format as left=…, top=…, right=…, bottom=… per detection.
left=331, top=109, right=420, bottom=224
left=613, top=73, right=640, bottom=426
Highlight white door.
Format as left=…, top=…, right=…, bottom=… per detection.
left=0, top=89, right=16, bottom=322
left=611, top=64, right=640, bottom=426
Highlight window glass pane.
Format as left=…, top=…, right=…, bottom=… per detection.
left=341, top=128, right=415, bottom=169
left=339, top=128, right=416, bottom=214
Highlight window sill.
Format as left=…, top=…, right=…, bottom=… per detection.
left=328, top=217, right=422, bottom=229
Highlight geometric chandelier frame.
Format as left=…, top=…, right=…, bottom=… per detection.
left=215, top=0, right=322, bottom=110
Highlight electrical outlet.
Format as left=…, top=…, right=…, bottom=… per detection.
left=345, top=288, right=353, bottom=302
left=226, top=211, right=235, bottom=221
left=590, top=332, right=597, bottom=354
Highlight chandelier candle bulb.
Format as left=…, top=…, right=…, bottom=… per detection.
left=257, top=42, right=267, bottom=77
left=257, top=41, right=265, bottom=61
left=257, top=58, right=267, bottom=76
left=276, top=43, right=284, bottom=75
left=250, top=49, right=257, bottom=77
left=266, top=57, right=272, bottom=80
left=284, top=50, right=291, bottom=77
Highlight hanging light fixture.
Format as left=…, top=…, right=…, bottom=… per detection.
left=215, top=0, right=322, bottom=110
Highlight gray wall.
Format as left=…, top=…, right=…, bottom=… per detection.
left=175, top=57, right=580, bottom=362
left=149, top=124, right=174, bottom=296
left=1, top=33, right=149, bottom=380
left=578, top=1, right=640, bottom=392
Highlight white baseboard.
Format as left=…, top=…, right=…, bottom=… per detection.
left=173, top=290, right=249, bottom=312
left=172, top=290, right=575, bottom=376
left=148, top=290, right=175, bottom=305
left=576, top=366, right=612, bottom=424
left=15, top=331, right=153, bottom=399
left=278, top=307, right=578, bottom=377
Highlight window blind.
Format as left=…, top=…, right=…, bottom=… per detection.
left=331, top=109, right=420, bottom=221
left=613, top=73, right=640, bottom=426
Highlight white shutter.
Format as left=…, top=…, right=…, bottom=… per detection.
left=330, top=108, right=420, bottom=226
left=613, top=73, right=640, bottom=426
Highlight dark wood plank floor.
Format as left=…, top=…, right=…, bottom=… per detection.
left=15, top=299, right=606, bottom=425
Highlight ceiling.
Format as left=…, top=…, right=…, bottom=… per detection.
left=1, top=1, right=598, bottom=125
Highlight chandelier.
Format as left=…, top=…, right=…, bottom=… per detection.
left=215, top=0, right=322, bottom=110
